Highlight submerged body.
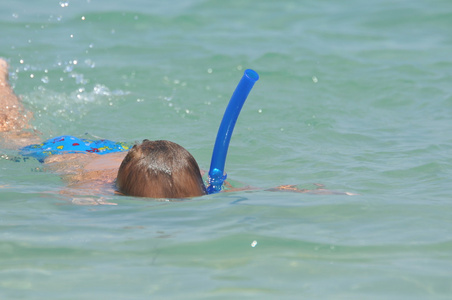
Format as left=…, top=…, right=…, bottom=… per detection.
left=44, top=151, right=127, bottom=198
left=36, top=140, right=207, bottom=199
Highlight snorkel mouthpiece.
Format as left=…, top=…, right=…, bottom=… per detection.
left=207, top=69, right=259, bottom=194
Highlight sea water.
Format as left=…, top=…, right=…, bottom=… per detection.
left=1, top=0, right=452, bottom=299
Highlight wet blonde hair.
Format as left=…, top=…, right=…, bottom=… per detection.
left=116, top=140, right=206, bottom=198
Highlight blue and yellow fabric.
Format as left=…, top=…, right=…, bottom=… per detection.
left=20, top=135, right=130, bottom=162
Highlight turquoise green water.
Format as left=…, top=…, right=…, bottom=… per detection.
left=1, top=0, right=452, bottom=299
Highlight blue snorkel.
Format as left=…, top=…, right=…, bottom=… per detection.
left=207, top=69, right=259, bottom=194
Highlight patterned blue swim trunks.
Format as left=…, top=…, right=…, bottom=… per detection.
left=20, top=135, right=130, bottom=162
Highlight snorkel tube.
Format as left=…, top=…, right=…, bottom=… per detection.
left=207, top=69, right=259, bottom=194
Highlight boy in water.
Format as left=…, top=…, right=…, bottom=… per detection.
left=1, top=59, right=352, bottom=201
left=1, top=58, right=206, bottom=199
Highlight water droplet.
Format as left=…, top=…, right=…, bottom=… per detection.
left=93, top=84, right=110, bottom=95
left=84, top=59, right=95, bottom=68
left=207, top=68, right=213, bottom=74
left=251, top=240, right=257, bottom=247
left=312, top=76, right=318, bottom=83
left=41, top=76, right=49, bottom=83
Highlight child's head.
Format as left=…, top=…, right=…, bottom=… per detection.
left=116, top=140, right=206, bottom=198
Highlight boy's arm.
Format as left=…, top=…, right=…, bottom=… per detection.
left=267, top=184, right=357, bottom=195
